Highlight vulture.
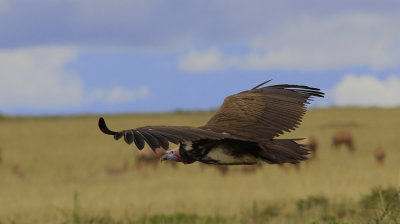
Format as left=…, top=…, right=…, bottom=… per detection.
left=98, top=81, right=324, bottom=165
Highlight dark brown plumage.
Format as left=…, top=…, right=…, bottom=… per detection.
left=99, top=81, right=324, bottom=165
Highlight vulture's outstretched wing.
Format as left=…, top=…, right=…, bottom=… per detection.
left=202, top=81, right=324, bottom=141
left=99, top=118, right=227, bottom=151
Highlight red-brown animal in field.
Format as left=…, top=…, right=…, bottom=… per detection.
left=374, top=147, right=385, bottom=166
left=12, top=165, right=24, bottom=179
left=332, top=131, right=355, bottom=152
left=299, top=137, right=318, bottom=159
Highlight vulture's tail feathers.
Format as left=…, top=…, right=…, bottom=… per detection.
left=257, top=139, right=309, bottom=164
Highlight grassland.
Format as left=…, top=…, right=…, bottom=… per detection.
left=0, top=108, right=399, bottom=223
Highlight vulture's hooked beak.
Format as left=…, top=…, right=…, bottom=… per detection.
left=159, top=148, right=180, bottom=162
left=160, top=151, right=169, bottom=162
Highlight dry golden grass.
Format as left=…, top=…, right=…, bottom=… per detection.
left=0, top=108, right=399, bottom=222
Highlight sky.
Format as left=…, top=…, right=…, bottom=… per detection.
left=1, top=0, right=400, bottom=115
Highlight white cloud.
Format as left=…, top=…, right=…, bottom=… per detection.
left=0, top=46, right=84, bottom=108
left=243, top=12, right=400, bottom=70
left=105, top=86, right=149, bottom=103
left=331, top=75, right=400, bottom=107
left=89, top=86, right=149, bottom=104
left=179, top=12, right=400, bottom=72
left=0, top=46, right=150, bottom=111
left=0, top=0, right=9, bottom=12
left=178, top=49, right=225, bottom=72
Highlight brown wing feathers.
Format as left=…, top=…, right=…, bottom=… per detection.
left=203, top=83, right=324, bottom=141
left=98, top=117, right=226, bottom=151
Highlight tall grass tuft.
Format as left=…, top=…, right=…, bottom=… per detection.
left=359, top=186, right=400, bottom=224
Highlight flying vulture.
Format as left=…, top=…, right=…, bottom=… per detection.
left=98, top=81, right=324, bottom=165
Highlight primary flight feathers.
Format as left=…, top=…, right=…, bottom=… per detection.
left=99, top=118, right=227, bottom=150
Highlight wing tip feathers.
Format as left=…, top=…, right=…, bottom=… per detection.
left=98, top=117, right=118, bottom=135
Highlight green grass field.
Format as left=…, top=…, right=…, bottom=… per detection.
left=0, top=108, right=399, bottom=223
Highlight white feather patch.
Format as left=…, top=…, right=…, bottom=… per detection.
left=182, top=141, right=194, bottom=151
left=206, top=147, right=258, bottom=163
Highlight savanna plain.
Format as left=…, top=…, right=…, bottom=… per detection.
left=0, top=108, right=399, bottom=223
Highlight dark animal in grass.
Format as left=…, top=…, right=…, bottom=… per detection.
left=99, top=81, right=324, bottom=165
left=374, top=147, right=385, bottom=166
left=332, top=131, right=355, bottom=152
left=215, top=165, right=230, bottom=175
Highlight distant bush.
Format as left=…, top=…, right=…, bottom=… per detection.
left=360, top=186, right=400, bottom=209
left=359, top=186, right=400, bottom=223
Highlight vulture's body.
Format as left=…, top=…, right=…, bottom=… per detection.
left=99, top=81, right=324, bottom=165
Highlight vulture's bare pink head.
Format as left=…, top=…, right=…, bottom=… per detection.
left=160, top=147, right=182, bottom=163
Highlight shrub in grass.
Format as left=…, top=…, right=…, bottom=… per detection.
left=359, top=186, right=400, bottom=223
left=296, top=195, right=329, bottom=212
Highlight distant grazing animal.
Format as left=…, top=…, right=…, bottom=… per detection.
left=135, top=147, right=161, bottom=170
left=105, top=161, right=129, bottom=175
left=299, top=137, right=318, bottom=159
left=374, top=148, right=385, bottom=166
left=99, top=81, right=324, bottom=166
left=332, top=131, right=355, bottom=152
left=12, top=165, right=24, bottom=179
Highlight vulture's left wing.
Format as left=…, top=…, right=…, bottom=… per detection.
left=202, top=81, right=324, bottom=141
left=98, top=117, right=226, bottom=151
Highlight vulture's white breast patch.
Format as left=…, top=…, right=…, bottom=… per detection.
left=206, top=147, right=258, bottom=164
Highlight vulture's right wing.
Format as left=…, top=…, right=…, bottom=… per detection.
left=202, top=81, right=324, bottom=141
left=98, top=118, right=227, bottom=151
